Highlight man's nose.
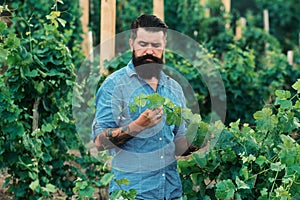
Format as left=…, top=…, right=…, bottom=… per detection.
left=145, top=46, right=154, bottom=54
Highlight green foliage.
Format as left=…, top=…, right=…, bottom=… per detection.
left=2, top=0, right=85, bottom=68
left=105, top=43, right=299, bottom=126
left=91, top=0, right=300, bottom=126
left=0, top=3, right=109, bottom=199
left=130, top=83, right=300, bottom=199
left=1, top=0, right=300, bottom=199
left=116, top=0, right=152, bottom=33
left=130, top=92, right=214, bottom=148
left=215, top=179, right=236, bottom=200
left=231, top=0, right=300, bottom=53
left=254, top=0, right=300, bottom=52
left=220, top=42, right=299, bottom=124
left=110, top=178, right=137, bottom=200
left=131, top=93, right=186, bottom=126
left=178, top=80, right=300, bottom=199
left=220, top=44, right=259, bottom=124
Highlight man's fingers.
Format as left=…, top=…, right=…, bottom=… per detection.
left=156, top=113, right=162, bottom=120
left=142, top=112, right=150, bottom=119
left=135, top=108, right=164, bottom=128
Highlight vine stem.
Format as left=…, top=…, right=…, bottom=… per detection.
left=249, top=168, right=270, bottom=180
left=269, top=170, right=279, bottom=200
left=32, top=97, right=40, bottom=131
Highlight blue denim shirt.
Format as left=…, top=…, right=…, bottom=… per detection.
left=92, top=60, right=186, bottom=200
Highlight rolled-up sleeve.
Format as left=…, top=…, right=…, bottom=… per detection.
left=91, top=78, right=119, bottom=141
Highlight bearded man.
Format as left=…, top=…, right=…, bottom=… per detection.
left=92, top=14, right=190, bottom=200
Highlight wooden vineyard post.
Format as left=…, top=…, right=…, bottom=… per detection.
left=80, top=0, right=89, bottom=58
left=153, top=0, right=164, bottom=21
left=287, top=50, right=294, bottom=65
left=200, top=0, right=210, bottom=18
left=263, top=9, right=270, bottom=53
left=222, top=0, right=231, bottom=29
left=100, top=0, right=116, bottom=74
left=235, top=17, right=246, bottom=40
left=263, top=9, right=269, bottom=34
left=88, top=31, right=94, bottom=62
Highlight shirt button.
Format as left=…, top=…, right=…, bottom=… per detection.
left=162, top=173, right=165, bottom=177
left=160, top=156, right=164, bottom=159
left=159, top=138, right=162, bottom=141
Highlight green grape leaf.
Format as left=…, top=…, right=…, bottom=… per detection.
left=295, top=100, right=300, bottom=109
left=261, top=188, right=268, bottom=195
left=255, top=155, right=267, bottom=168
left=42, top=184, right=56, bottom=193
left=99, top=173, right=114, bottom=186
left=129, top=104, right=137, bottom=112
left=42, top=123, right=53, bottom=133
left=192, top=151, right=207, bottom=167
left=122, top=188, right=137, bottom=200
left=133, top=94, right=147, bottom=107
left=110, top=190, right=122, bottom=200
left=78, top=186, right=95, bottom=198
left=275, top=99, right=293, bottom=109
left=115, top=178, right=130, bottom=186
left=29, top=179, right=40, bottom=191
left=147, top=93, right=165, bottom=109
left=0, top=21, right=7, bottom=32
left=235, top=176, right=250, bottom=190
left=164, top=97, right=174, bottom=108
left=57, top=17, right=66, bottom=27
left=166, top=110, right=182, bottom=126
left=270, top=162, right=286, bottom=172
left=275, top=90, right=291, bottom=99
left=239, top=166, right=249, bottom=180
left=253, top=108, right=278, bottom=132
left=0, top=47, right=7, bottom=61
left=34, top=81, right=45, bottom=94
left=185, top=121, right=199, bottom=142
left=215, top=179, right=236, bottom=200
left=182, top=108, right=194, bottom=121
left=292, top=79, right=300, bottom=93
left=25, top=69, right=39, bottom=77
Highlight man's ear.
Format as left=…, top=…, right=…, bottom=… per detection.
left=129, top=38, right=133, bottom=51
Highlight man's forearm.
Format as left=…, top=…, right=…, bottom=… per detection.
left=95, top=122, right=143, bottom=151
left=175, top=137, right=190, bottom=156
left=95, top=108, right=163, bottom=151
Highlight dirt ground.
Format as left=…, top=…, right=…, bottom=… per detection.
left=0, top=144, right=108, bottom=200
left=0, top=170, right=109, bottom=200
left=0, top=173, right=13, bottom=200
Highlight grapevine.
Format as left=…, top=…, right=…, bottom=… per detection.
left=130, top=93, right=215, bottom=147
left=130, top=79, right=300, bottom=199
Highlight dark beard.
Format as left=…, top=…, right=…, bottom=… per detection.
left=132, top=52, right=164, bottom=79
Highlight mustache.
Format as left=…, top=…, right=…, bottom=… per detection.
left=134, top=54, right=163, bottom=64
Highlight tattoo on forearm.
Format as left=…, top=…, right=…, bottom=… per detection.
left=96, top=125, right=138, bottom=151
left=107, top=126, right=136, bottom=145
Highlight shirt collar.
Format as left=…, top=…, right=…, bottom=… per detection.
left=125, top=60, right=170, bottom=84
left=126, top=60, right=137, bottom=77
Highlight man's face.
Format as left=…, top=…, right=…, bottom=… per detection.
left=130, top=28, right=166, bottom=79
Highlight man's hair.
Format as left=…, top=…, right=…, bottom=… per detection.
left=130, top=14, right=168, bottom=40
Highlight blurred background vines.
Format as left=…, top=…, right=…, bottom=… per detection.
left=1, top=0, right=300, bottom=199
left=89, top=0, right=300, bottom=125
left=0, top=0, right=110, bottom=199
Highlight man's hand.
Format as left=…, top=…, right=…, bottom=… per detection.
left=134, top=107, right=164, bottom=129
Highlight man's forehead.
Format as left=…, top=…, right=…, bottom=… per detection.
left=135, top=28, right=165, bottom=41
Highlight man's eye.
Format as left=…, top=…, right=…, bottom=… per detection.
left=152, top=44, right=161, bottom=48
left=139, top=42, right=148, bottom=47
